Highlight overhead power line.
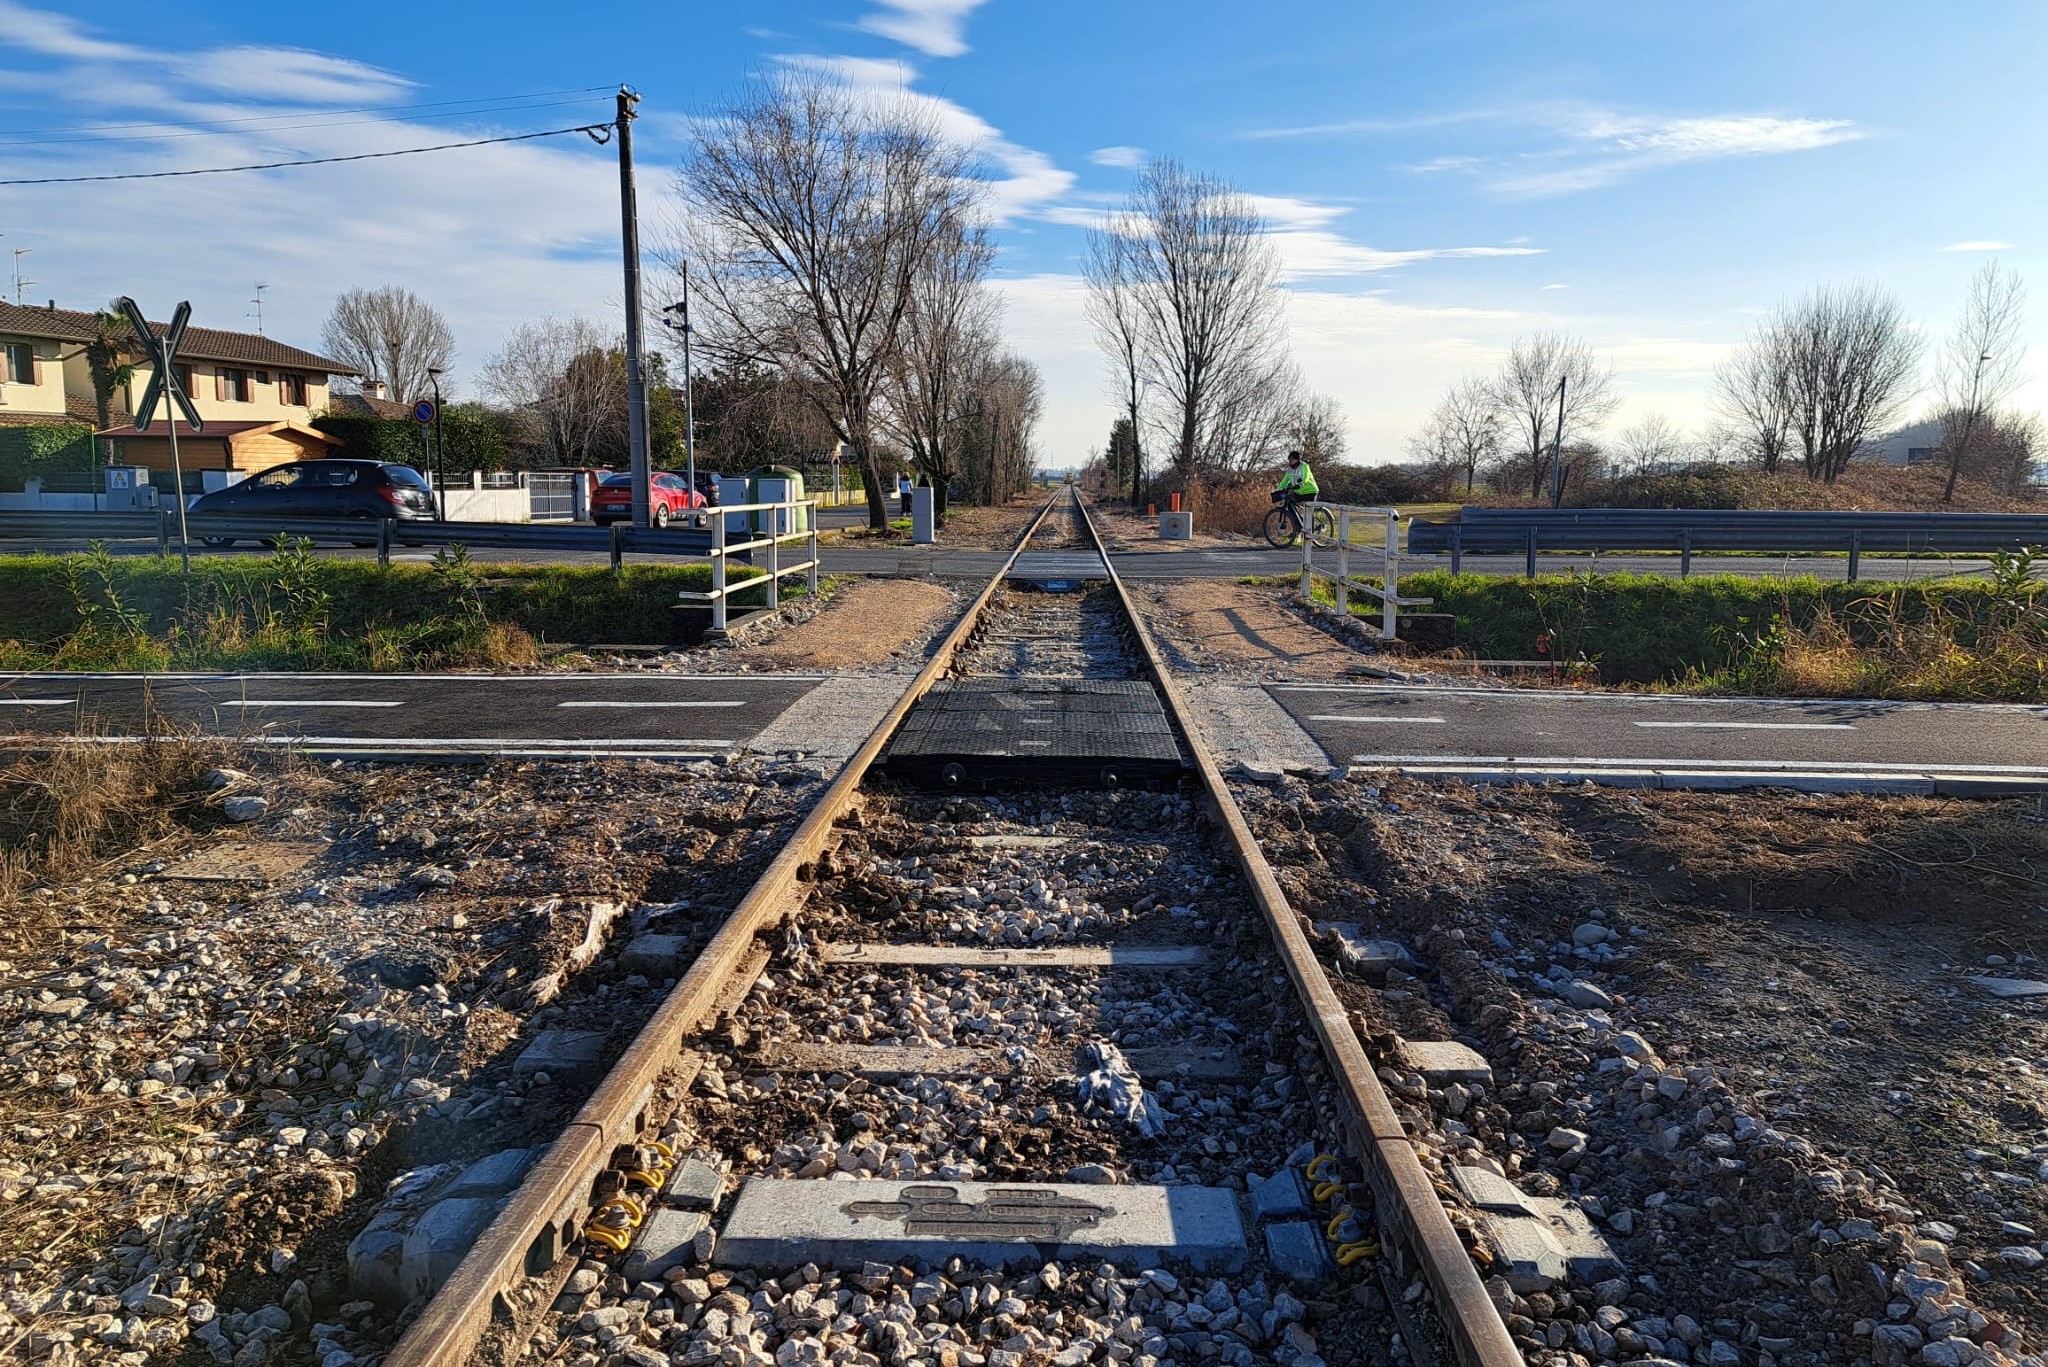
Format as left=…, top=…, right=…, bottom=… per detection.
left=0, top=123, right=613, bottom=186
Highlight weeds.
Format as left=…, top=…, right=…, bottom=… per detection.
left=0, top=739, right=219, bottom=906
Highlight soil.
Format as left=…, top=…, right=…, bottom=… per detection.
left=714, top=579, right=959, bottom=672
left=819, top=499, right=1043, bottom=551
left=1134, top=580, right=1371, bottom=679
left=1092, top=506, right=1255, bottom=554
left=1240, top=773, right=2048, bottom=1355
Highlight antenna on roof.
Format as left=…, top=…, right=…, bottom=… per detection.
left=10, top=248, right=31, bottom=307
left=248, top=282, right=268, bottom=333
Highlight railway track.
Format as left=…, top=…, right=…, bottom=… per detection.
left=379, top=490, right=1519, bottom=1367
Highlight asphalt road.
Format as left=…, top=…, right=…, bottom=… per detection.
left=0, top=532, right=2006, bottom=582
left=0, top=672, right=820, bottom=759
left=1269, top=683, right=2048, bottom=783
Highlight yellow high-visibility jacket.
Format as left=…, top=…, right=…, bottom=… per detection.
left=1275, top=462, right=1318, bottom=497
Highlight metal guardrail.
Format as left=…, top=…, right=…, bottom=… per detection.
left=1408, top=507, right=2048, bottom=578
left=1298, top=503, right=1433, bottom=640
left=675, top=500, right=820, bottom=630
left=0, top=505, right=816, bottom=579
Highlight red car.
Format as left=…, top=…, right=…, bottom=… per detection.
left=591, top=471, right=707, bottom=527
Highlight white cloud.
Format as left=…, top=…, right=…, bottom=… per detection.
left=0, top=0, right=138, bottom=60
left=1089, top=146, right=1144, bottom=169
left=180, top=46, right=415, bottom=104
left=856, top=0, right=991, bottom=58
left=1938, top=239, right=2013, bottom=252
left=1541, top=283, right=1569, bottom=291
left=1245, top=194, right=1544, bottom=281
left=0, top=7, right=625, bottom=400
left=776, top=53, right=1075, bottom=225
left=1494, top=113, right=1863, bottom=197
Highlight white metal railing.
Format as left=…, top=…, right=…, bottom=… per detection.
left=1298, top=503, right=1433, bottom=641
left=675, top=498, right=821, bottom=631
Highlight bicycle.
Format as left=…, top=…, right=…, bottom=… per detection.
left=1262, top=494, right=1338, bottom=549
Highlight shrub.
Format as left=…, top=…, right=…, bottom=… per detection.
left=0, top=424, right=95, bottom=485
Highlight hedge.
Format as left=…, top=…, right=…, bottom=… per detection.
left=0, top=424, right=95, bottom=484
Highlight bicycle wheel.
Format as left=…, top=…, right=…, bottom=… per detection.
left=1262, top=506, right=1298, bottom=548
left=1309, top=506, right=1339, bottom=548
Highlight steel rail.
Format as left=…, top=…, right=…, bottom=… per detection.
left=1071, top=491, right=1522, bottom=1367
left=380, top=493, right=1064, bottom=1367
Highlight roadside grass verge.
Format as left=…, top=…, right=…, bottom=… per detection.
left=1265, top=554, right=2048, bottom=701
left=0, top=542, right=790, bottom=672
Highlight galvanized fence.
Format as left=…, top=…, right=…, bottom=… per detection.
left=524, top=471, right=577, bottom=522
left=1408, top=507, right=2048, bottom=578
left=1297, top=503, right=1433, bottom=641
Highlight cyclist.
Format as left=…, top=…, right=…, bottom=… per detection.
left=1271, top=450, right=1319, bottom=538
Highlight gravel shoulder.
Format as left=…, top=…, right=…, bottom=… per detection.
left=0, top=753, right=827, bottom=1366
left=1237, top=772, right=2048, bottom=1367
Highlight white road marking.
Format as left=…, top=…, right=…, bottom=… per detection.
left=0, top=698, right=67, bottom=705
left=1310, top=714, right=1446, bottom=724
left=555, top=700, right=749, bottom=709
left=1631, top=721, right=1853, bottom=731
left=236, top=700, right=403, bottom=708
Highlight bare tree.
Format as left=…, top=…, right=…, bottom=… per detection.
left=1935, top=261, right=2027, bottom=502
left=1083, top=225, right=1148, bottom=506
left=1489, top=333, right=1618, bottom=504
left=321, top=285, right=454, bottom=403
left=1713, top=322, right=1796, bottom=474
left=1405, top=378, right=1499, bottom=494
left=1201, top=357, right=1303, bottom=476
left=1099, top=158, right=1291, bottom=481
left=1774, top=283, right=1923, bottom=483
left=958, top=351, right=1044, bottom=505
left=677, top=72, right=981, bottom=529
left=483, top=316, right=622, bottom=467
left=881, top=220, right=995, bottom=525
left=1613, top=414, right=1689, bottom=475
left=1284, top=391, right=1349, bottom=465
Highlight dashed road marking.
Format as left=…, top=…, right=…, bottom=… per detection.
left=1309, top=714, right=1447, bottom=724
left=556, top=700, right=750, bottom=709
left=1631, top=721, right=1853, bottom=731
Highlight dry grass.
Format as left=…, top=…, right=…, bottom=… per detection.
left=1748, top=604, right=2048, bottom=702
left=1187, top=481, right=1273, bottom=537
left=0, top=741, right=222, bottom=910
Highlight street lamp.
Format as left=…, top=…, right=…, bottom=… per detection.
left=660, top=268, right=697, bottom=522
left=426, top=367, right=447, bottom=521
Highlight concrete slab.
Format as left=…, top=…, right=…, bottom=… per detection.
left=1968, top=977, right=2048, bottom=999
left=620, top=934, right=693, bottom=976
left=441, top=1147, right=536, bottom=1201
left=1250, top=1169, right=1312, bottom=1222
left=766, top=1044, right=1013, bottom=1081
left=1480, top=1211, right=1567, bottom=1293
left=1526, top=1197, right=1625, bottom=1284
left=817, top=942, right=1207, bottom=970
left=714, top=1179, right=1246, bottom=1274
left=1264, top=1221, right=1334, bottom=1284
left=402, top=1197, right=500, bottom=1303
left=762, top=1042, right=1243, bottom=1082
left=664, top=1159, right=725, bottom=1212
left=1449, top=1166, right=1535, bottom=1215
left=1312, top=923, right=1416, bottom=982
left=621, top=1208, right=711, bottom=1285
left=514, top=1030, right=608, bottom=1076
left=1400, top=1040, right=1494, bottom=1086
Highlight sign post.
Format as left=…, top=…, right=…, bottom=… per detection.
left=118, top=297, right=202, bottom=573
left=413, top=399, right=441, bottom=519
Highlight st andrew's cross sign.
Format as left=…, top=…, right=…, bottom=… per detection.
left=116, top=296, right=202, bottom=570
left=118, top=297, right=203, bottom=434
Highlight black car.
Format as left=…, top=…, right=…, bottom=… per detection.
left=694, top=471, right=722, bottom=507
left=189, top=460, right=438, bottom=546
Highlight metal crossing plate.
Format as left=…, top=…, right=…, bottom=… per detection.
left=1009, top=552, right=1108, bottom=582
left=885, top=679, right=1184, bottom=785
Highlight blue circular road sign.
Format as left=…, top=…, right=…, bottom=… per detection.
left=413, top=400, right=436, bottom=424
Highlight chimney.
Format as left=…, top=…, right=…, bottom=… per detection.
left=46, top=300, right=55, bottom=311
left=362, top=379, right=387, bottom=400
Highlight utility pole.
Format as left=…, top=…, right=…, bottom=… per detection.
left=615, top=85, right=652, bottom=528
left=680, top=265, right=696, bottom=521
left=1547, top=373, right=1569, bottom=510
left=428, top=368, right=447, bottom=520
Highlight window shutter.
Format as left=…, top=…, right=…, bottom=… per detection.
left=215, top=370, right=226, bottom=402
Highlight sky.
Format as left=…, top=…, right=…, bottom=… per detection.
left=3, top=0, right=2045, bottom=466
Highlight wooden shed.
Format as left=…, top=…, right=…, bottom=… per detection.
left=96, top=419, right=341, bottom=476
